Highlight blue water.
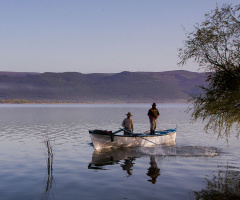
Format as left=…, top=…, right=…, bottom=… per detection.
left=0, top=104, right=239, bottom=200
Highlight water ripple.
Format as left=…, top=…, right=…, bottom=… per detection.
left=138, top=146, right=221, bottom=157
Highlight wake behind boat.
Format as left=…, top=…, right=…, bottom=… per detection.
left=89, top=128, right=177, bottom=150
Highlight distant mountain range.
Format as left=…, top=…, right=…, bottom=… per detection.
left=0, top=70, right=206, bottom=103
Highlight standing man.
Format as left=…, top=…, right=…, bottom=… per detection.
left=122, top=112, right=134, bottom=135
left=148, top=103, right=160, bottom=135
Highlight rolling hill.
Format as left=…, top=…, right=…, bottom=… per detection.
left=0, top=70, right=206, bottom=103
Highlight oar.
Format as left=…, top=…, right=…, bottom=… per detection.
left=109, top=129, right=124, bottom=142
left=122, top=128, right=162, bottom=147
left=136, top=135, right=162, bottom=147
left=114, top=129, right=124, bottom=134
left=142, top=130, right=150, bottom=134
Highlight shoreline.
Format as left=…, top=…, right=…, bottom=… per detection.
left=0, top=100, right=188, bottom=104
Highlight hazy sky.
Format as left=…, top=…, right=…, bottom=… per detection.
left=0, top=0, right=238, bottom=73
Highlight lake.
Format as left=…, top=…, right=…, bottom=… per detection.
left=0, top=104, right=239, bottom=200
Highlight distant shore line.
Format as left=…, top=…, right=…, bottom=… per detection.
left=0, top=99, right=187, bottom=104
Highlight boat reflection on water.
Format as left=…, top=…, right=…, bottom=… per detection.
left=88, top=148, right=161, bottom=184
left=88, top=148, right=141, bottom=170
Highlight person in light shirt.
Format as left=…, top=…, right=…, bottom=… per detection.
left=122, top=112, right=134, bottom=135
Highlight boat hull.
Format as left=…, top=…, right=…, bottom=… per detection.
left=89, top=130, right=176, bottom=150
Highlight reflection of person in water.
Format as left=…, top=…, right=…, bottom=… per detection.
left=147, top=156, right=160, bottom=184
left=121, top=157, right=135, bottom=176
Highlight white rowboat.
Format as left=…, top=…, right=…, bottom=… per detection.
left=89, top=129, right=177, bottom=150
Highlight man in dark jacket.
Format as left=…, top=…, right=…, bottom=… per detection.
left=147, top=103, right=160, bottom=135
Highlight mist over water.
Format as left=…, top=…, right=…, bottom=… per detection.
left=0, top=104, right=239, bottom=200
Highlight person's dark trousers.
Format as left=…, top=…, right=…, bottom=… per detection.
left=150, top=129, right=155, bottom=135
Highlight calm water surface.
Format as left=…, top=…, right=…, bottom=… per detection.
left=0, top=104, right=239, bottom=200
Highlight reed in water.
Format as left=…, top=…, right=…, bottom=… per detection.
left=43, top=135, right=54, bottom=200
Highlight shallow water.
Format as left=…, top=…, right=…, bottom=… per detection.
left=0, top=104, right=239, bottom=200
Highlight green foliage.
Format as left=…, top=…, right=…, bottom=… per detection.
left=179, top=4, right=240, bottom=137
